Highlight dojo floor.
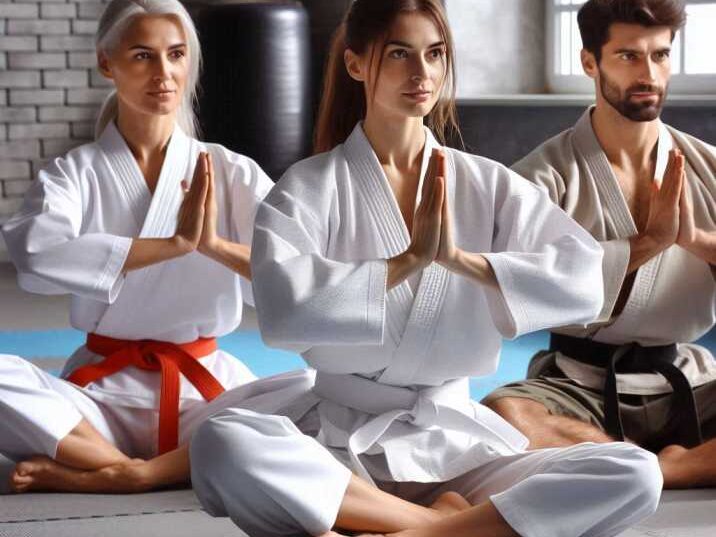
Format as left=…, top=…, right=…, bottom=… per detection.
left=0, top=262, right=714, bottom=536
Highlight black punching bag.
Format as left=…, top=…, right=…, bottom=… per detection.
left=196, top=2, right=312, bottom=180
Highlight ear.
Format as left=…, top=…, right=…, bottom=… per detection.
left=581, top=48, right=598, bottom=80
left=97, top=51, right=114, bottom=80
left=344, top=48, right=365, bottom=82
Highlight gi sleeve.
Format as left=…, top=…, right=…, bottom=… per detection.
left=250, top=172, right=387, bottom=351
left=1, top=157, right=130, bottom=303
left=513, top=156, right=629, bottom=324
left=481, top=167, right=605, bottom=339
left=216, top=147, right=276, bottom=307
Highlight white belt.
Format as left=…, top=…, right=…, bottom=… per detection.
left=313, top=372, right=526, bottom=483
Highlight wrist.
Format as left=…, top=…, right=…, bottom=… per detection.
left=170, top=235, right=194, bottom=256
left=637, top=229, right=669, bottom=254
left=439, top=247, right=464, bottom=272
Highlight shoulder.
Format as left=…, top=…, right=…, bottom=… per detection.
left=268, top=147, right=344, bottom=203
left=511, top=128, right=576, bottom=182
left=667, top=124, right=716, bottom=157
left=202, top=142, right=274, bottom=196
left=447, top=147, right=545, bottom=198
left=37, top=140, right=104, bottom=185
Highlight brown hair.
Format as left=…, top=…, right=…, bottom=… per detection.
left=314, top=0, right=461, bottom=154
left=578, top=0, right=686, bottom=63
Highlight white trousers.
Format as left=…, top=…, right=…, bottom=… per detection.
left=0, top=354, right=313, bottom=462
left=190, top=407, right=663, bottom=537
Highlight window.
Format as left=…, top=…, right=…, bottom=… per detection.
left=547, top=0, right=716, bottom=94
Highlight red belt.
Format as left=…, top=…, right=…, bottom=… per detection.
left=67, top=333, right=225, bottom=454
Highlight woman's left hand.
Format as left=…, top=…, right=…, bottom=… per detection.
left=198, top=152, right=222, bottom=256
left=434, top=150, right=460, bottom=269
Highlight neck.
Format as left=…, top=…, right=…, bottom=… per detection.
left=362, top=109, right=426, bottom=171
left=591, top=96, right=660, bottom=171
left=115, top=103, right=176, bottom=163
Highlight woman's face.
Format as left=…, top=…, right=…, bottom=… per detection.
left=99, top=14, right=189, bottom=119
left=347, top=12, right=447, bottom=121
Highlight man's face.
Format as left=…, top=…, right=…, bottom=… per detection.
left=584, top=23, right=673, bottom=121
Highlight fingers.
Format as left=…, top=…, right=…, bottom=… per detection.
left=205, top=152, right=214, bottom=200
left=661, top=148, right=684, bottom=198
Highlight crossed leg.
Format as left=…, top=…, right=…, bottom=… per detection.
left=487, top=396, right=716, bottom=489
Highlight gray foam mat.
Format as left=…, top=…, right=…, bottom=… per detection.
left=0, top=510, right=242, bottom=537
left=0, top=490, right=206, bottom=523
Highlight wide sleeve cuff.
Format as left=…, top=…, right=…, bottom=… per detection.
left=97, top=236, right=132, bottom=303
left=595, top=238, right=630, bottom=322
left=481, top=253, right=526, bottom=339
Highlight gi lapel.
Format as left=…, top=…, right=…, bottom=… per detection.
left=93, top=124, right=197, bottom=335
left=138, top=126, right=194, bottom=239
left=344, top=124, right=451, bottom=371
left=344, top=124, right=416, bottom=347
left=97, top=121, right=152, bottom=231
left=575, top=109, right=673, bottom=337
left=378, top=146, right=453, bottom=387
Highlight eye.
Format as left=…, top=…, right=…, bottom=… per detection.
left=427, top=48, right=445, bottom=61
left=619, top=52, right=637, bottom=61
left=169, top=49, right=186, bottom=60
left=388, top=48, right=409, bottom=59
left=653, top=50, right=670, bottom=62
left=134, top=51, right=151, bottom=60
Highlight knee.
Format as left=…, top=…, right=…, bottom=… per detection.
left=598, top=444, right=663, bottom=515
left=485, top=396, right=547, bottom=423
left=0, top=354, right=34, bottom=379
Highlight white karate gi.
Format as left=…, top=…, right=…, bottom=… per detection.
left=511, top=107, right=716, bottom=395
left=0, top=121, right=302, bottom=463
left=190, top=124, right=662, bottom=537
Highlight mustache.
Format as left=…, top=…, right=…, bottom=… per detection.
left=626, top=84, right=664, bottom=96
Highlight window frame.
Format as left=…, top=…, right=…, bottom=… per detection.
left=546, top=0, right=716, bottom=94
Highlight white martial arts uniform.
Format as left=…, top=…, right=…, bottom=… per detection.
left=190, top=124, right=662, bottom=537
left=511, top=107, right=716, bottom=395
left=0, top=121, right=312, bottom=463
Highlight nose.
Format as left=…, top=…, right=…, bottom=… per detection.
left=411, top=56, right=429, bottom=83
left=153, top=55, right=172, bottom=83
left=641, top=57, right=657, bottom=83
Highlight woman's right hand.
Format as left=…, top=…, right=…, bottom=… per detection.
left=175, top=152, right=210, bottom=253
left=409, top=149, right=445, bottom=267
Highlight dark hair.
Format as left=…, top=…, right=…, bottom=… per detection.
left=578, top=0, right=686, bottom=63
left=314, top=0, right=461, bottom=154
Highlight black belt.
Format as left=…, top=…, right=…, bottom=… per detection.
left=549, top=333, right=702, bottom=447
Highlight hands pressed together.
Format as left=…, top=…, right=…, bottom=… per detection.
left=123, top=151, right=251, bottom=277
left=175, top=151, right=220, bottom=256
left=387, top=149, right=496, bottom=289
left=637, top=148, right=715, bottom=268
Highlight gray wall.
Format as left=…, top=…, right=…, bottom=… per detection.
left=447, top=0, right=546, bottom=97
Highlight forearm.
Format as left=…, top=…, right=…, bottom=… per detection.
left=123, top=237, right=191, bottom=273
left=202, top=238, right=251, bottom=280
left=683, top=230, right=716, bottom=265
left=441, top=249, right=498, bottom=289
left=140, top=444, right=190, bottom=490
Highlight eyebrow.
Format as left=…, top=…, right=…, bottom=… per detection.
left=385, top=40, right=445, bottom=49
left=613, top=46, right=671, bottom=54
left=129, top=43, right=187, bottom=51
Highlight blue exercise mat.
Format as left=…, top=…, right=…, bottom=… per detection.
left=0, top=329, right=713, bottom=401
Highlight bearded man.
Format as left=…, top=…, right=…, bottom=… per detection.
left=483, top=0, right=716, bottom=489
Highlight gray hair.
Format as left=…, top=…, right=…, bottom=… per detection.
left=94, top=0, right=201, bottom=139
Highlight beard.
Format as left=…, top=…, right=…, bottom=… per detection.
left=599, top=68, right=667, bottom=122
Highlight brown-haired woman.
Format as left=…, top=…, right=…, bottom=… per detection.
left=190, top=1, right=663, bottom=536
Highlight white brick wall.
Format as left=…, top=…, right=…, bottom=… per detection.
left=0, top=0, right=113, bottom=225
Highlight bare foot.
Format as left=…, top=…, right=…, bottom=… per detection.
left=10, top=456, right=149, bottom=494
left=430, top=491, right=471, bottom=516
